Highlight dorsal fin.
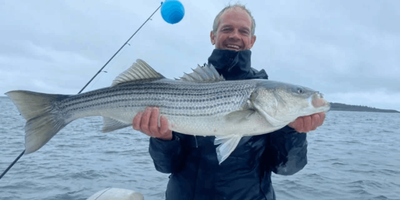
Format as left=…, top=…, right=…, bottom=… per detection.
left=178, top=64, right=225, bottom=82
left=112, top=59, right=165, bottom=86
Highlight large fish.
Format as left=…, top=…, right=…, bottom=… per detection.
left=6, top=59, right=330, bottom=164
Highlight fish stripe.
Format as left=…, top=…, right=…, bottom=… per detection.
left=58, top=80, right=256, bottom=117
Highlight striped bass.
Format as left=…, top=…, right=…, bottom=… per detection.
left=6, top=59, right=330, bottom=164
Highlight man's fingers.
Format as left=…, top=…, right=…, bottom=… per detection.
left=311, top=113, right=320, bottom=130
left=139, top=107, right=153, bottom=134
left=131, top=107, right=173, bottom=140
left=149, top=108, right=161, bottom=136
left=159, top=116, right=173, bottom=140
left=318, top=112, right=326, bottom=126
left=288, top=112, right=327, bottom=133
left=289, top=117, right=301, bottom=132
left=311, top=112, right=325, bottom=129
left=132, top=112, right=143, bottom=130
left=303, top=115, right=312, bottom=132
left=296, top=117, right=305, bottom=133
left=293, top=116, right=308, bottom=133
left=131, top=106, right=173, bottom=140
left=290, top=117, right=305, bottom=133
left=159, top=116, right=169, bottom=134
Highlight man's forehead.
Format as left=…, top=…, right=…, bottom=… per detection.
left=219, top=8, right=252, bottom=26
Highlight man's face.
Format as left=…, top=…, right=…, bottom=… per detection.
left=210, top=8, right=256, bottom=51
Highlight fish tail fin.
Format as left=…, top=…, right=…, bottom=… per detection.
left=5, top=90, right=71, bottom=154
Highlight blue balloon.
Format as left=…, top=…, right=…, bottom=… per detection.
left=161, top=0, right=185, bottom=24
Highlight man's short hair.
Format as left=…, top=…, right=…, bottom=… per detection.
left=212, top=4, right=256, bottom=36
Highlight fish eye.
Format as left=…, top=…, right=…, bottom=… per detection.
left=297, top=88, right=303, bottom=94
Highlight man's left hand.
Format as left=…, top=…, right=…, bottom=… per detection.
left=288, top=112, right=326, bottom=133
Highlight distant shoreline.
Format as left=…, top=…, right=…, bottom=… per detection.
left=330, top=103, right=400, bottom=113
left=1, top=96, right=398, bottom=113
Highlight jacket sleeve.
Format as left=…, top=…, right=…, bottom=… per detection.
left=264, top=126, right=308, bottom=175
left=148, top=132, right=185, bottom=174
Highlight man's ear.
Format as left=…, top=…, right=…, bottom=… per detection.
left=249, top=35, right=256, bottom=49
left=210, top=31, right=216, bottom=45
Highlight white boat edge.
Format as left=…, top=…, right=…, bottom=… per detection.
left=87, top=188, right=144, bottom=200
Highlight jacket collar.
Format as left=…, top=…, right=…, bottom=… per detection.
left=208, top=49, right=253, bottom=80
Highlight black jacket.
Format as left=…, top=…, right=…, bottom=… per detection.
left=149, top=49, right=308, bottom=200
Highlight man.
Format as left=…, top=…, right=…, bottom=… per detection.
left=133, top=4, right=325, bottom=200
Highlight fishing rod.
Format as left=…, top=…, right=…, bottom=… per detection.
left=0, top=2, right=163, bottom=180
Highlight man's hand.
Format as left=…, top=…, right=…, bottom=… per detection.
left=288, top=112, right=326, bottom=133
left=133, top=107, right=173, bottom=140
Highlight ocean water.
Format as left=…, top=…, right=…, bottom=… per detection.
left=0, top=96, right=399, bottom=200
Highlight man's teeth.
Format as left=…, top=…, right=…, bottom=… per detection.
left=227, top=45, right=240, bottom=49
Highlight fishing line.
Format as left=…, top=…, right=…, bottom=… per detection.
left=0, top=2, right=163, bottom=180
left=78, top=2, right=163, bottom=94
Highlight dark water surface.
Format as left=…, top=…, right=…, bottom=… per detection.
left=1, top=97, right=399, bottom=200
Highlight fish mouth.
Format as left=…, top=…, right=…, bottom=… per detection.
left=310, top=93, right=330, bottom=110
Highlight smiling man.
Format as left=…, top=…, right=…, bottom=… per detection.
left=133, top=4, right=325, bottom=200
left=210, top=6, right=256, bottom=51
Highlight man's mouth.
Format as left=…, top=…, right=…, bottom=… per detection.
left=225, top=44, right=241, bottom=51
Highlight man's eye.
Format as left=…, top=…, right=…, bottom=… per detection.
left=240, top=30, right=250, bottom=35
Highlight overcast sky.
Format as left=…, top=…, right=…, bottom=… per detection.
left=1, top=0, right=399, bottom=111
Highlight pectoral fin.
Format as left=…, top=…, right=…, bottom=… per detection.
left=214, top=135, right=243, bottom=164
left=102, top=117, right=131, bottom=133
left=224, top=109, right=256, bottom=123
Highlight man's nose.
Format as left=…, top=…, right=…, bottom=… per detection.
left=228, top=30, right=240, bottom=40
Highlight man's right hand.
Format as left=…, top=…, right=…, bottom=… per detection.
left=132, top=107, right=173, bottom=140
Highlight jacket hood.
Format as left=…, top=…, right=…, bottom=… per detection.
left=208, top=49, right=268, bottom=80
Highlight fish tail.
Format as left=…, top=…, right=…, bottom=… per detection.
left=6, top=90, right=70, bottom=154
